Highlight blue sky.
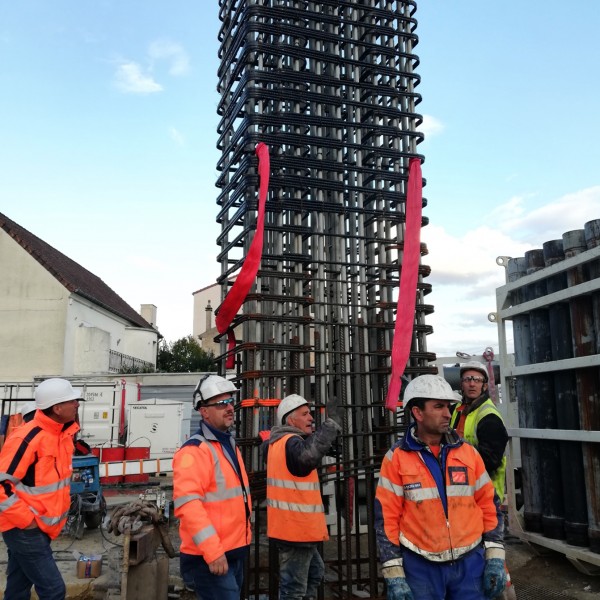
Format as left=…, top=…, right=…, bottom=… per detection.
left=1, top=1, right=599, bottom=359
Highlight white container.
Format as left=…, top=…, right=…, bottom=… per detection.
left=127, top=399, right=192, bottom=459
left=78, top=382, right=120, bottom=447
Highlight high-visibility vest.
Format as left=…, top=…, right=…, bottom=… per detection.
left=266, top=433, right=328, bottom=543
left=0, top=412, right=78, bottom=539
left=173, top=427, right=251, bottom=563
left=376, top=439, right=497, bottom=562
left=454, top=399, right=507, bottom=502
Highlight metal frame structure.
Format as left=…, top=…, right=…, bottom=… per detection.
left=213, top=1, right=435, bottom=597
left=495, top=244, right=600, bottom=571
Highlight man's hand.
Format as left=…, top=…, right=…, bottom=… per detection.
left=483, top=558, right=506, bottom=598
left=326, top=396, right=344, bottom=427
left=385, top=577, right=414, bottom=600
left=208, top=554, right=228, bottom=576
left=382, top=560, right=413, bottom=600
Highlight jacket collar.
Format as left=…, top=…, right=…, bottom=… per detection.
left=32, top=410, right=80, bottom=436
left=401, top=423, right=462, bottom=452
left=269, top=424, right=305, bottom=445
left=199, top=419, right=233, bottom=443
left=461, top=392, right=490, bottom=416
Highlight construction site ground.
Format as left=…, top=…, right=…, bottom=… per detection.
left=1, top=477, right=599, bottom=599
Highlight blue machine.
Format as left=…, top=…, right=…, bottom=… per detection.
left=65, top=454, right=106, bottom=538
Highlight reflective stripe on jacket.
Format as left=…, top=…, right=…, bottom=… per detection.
left=173, top=422, right=251, bottom=563
left=452, top=398, right=507, bottom=502
left=266, top=433, right=328, bottom=543
left=0, top=411, right=78, bottom=539
left=375, top=425, right=497, bottom=563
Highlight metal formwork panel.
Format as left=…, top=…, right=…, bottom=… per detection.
left=495, top=224, right=600, bottom=570
left=214, top=2, right=434, bottom=597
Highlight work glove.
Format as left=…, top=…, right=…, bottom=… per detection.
left=326, top=396, right=344, bottom=428
left=382, top=559, right=414, bottom=600
left=385, top=577, right=414, bottom=600
left=483, top=543, right=507, bottom=598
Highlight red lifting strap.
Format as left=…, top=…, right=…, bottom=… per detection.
left=216, top=142, right=270, bottom=369
left=385, top=158, right=423, bottom=411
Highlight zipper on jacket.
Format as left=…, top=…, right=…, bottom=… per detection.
left=441, top=446, right=456, bottom=561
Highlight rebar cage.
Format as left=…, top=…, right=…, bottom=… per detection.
left=214, top=1, right=435, bottom=597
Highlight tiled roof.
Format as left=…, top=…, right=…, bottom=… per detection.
left=0, top=212, right=153, bottom=330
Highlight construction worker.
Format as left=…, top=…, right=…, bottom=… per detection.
left=451, top=360, right=514, bottom=600
left=266, top=394, right=341, bottom=600
left=451, top=361, right=508, bottom=502
left=173, top=375, right=252, bottom=600
left=0, top=378, right=82, bottom=600
left=20, top=402, right=37, bottom=424
left=375, top=374, right=506, bottom=600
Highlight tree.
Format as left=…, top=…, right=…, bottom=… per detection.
left=157, top=335, right=217, bottom=373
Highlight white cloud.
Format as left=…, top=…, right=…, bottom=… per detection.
left=112, top=40, right=189, bottom=94
left=148, top=40, right=190, bottom=76
left=419, top=114, right=444, bottom=138
left=169, top=127, right=185, bottom=146
left=496, top=186, right=600, bottom=242
left=423, top=186, right=600, bottom=358
left=114, top=61, right=163, bottom=94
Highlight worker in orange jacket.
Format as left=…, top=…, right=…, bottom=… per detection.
left=375, top=374, right=506, bottom=600
left=266, top=394, right=341, bottom=600
left=173, top=375, right=252, bottom=600
left=0, top=378, right=82, bottom=600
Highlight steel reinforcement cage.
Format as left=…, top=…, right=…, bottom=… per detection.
left=214, top=1, right=434, bottom=597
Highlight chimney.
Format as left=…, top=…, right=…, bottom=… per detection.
left=140, top=304, right=157, bottom=328
left=205, top=300, right=213, bottom=333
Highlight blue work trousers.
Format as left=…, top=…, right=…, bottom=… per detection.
left=180, top=552, right=244, bottom=600
left=2, top=527, right=66, bottom=600
left=277, top=541, right=324, bottom=600
left=403, top=546, right=486, bottom=600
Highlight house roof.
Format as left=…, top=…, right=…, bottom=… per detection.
left=192, top=274, right=237, bottom=295
left=0, top=212, right=154, bottom=330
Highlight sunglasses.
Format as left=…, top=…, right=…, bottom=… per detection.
left=203, top=396, right=235, bottom=409
left=461, top=376, right=485, bottom=383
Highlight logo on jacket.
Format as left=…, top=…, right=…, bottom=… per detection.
left=404, top=482, right=422, bottom=490
left=448, top=466, right=468, bottom=485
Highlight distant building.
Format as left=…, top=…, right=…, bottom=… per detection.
left=192, top=277, right=238, bottom=358
left=192, top=282, right=221, bottom=357
left=0, top=212, right=160, bottom=381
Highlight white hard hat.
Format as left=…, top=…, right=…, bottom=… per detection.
left=277, top=394, right=309, bottom=425
left=20, top=402, right=37, bottom=417
left=459, top=360, right=488, bottom=382
left=403, top=375, right=458, bottom=408
left=35, top=378, right=82, bottom=410
left=193, top=374, right=237, bottom=408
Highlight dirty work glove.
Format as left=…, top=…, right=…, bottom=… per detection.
left=326, top=396, right=344, bottom=428
left=483, top=542, right=506, bottom=598
left=382, top=559, right=414, bottom=600
left=386, top=577, right=413, bottom=600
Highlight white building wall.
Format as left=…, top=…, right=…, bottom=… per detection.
left=0, top=231, right=67, bottom=380
left=64, top=296, right=157, bottom=374
left=122, top=327, right=158, bottom=364
left=0, top=229, right=158, bottom=380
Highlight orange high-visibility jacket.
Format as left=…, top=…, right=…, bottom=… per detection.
left=376, top=428, right=497, bottom=563
left=0, top=411, right=79, bottom=539
left=266, top=433, right=328, bottom=543
left=173, top=422, right=252, bottom=564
